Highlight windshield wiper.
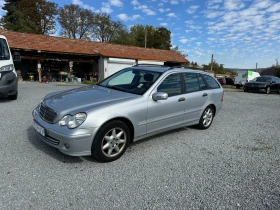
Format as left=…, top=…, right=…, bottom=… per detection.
left=107, top=86, right=127, bottom=92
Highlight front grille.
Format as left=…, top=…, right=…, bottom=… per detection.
left=39, top=103, right=57, bottom=123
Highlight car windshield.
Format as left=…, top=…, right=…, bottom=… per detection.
left=97, top=68, right=162, bottom=95
left=251, top=77, right=271, bottom=82
left=0, top=38, right=10, bottom=60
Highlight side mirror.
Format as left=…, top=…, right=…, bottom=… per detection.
left=152, top=92, right=168, bottom=101
left=13, top=52, right=21, bottom=63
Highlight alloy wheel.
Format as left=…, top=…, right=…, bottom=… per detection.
left=202, top=108, right=213, bottom=127
left=266, top=86, right=270, bottom=94
left=101, top=127, right=127, bottom=158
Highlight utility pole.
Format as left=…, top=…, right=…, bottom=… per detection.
left=210, top=54, right=214, bottom=72
left=256, top=63, right=258, bottom=70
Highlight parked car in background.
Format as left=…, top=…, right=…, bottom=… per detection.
left=32, top=65, right=224, bottom=162
left=243, top=76, right=280, bottom=94
left=0, top=35, right=19, bottom=100
left=234, top=70, right=260, bottom=88
left=217, top=77, right=234, bottom=86
left=217, top=77, right=226, bottom=85
left=225, top=78, right=234, bottom=85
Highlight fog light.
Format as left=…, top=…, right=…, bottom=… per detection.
left=64, top=143, right=70, bottom=149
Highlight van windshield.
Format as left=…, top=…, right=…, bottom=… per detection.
left=0, top=38, right=10, bottom=60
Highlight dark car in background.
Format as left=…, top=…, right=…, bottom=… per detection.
left=243, top=76, right=280, bottom=94
left=217, top=77, right=226, bottom=85
left=217, top=77, right=234, bottom=85
left=225, top=78, right=234, bottom=85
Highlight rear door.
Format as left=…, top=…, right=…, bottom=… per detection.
left=182, top=73, right=211, bottom=123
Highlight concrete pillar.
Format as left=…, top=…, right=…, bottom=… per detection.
left=37, top=61, right=42, bottom=82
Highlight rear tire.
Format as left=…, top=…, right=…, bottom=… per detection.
left=91, top=120, right=130, bottom=162
left=196, top=106, right=214, bottom=129
left=8, top=91, right=18, bottom=100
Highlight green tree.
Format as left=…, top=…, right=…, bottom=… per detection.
left=171, top=46, right=188, bottom=57
left=58, top=4, right=94, bottom=40
left=152, top=27, right=171, bottom=50
left=93, top=13, right=126, bottom=42
left=110, top=29, right=134, bottom=45
left=110, top=24, right=172, bottom=50
left=202, top=60, right=225, bottom=75
left=2, top=0, right=58, bottom=34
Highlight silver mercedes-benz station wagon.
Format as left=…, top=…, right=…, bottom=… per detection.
left=32, top=65, right=223, bottom=162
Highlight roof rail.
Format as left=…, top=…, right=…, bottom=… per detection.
left=168, top=66, right=185, bottom=69
left=133, top=64, right=166, bottom=67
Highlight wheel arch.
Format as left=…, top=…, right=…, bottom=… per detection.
left=98, top=117, right=135, bottom=143
left=208, top=104, right=216, bottom=116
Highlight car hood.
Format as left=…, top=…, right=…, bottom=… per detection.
left=43, top=85, right=138, bottom=117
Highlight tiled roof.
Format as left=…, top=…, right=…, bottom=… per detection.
left=0, top=29, right=188, bottom=63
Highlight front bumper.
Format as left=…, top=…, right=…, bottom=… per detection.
left=32, top=107, right=99, bottom=156
left=0, top=71, right=18, bottom=96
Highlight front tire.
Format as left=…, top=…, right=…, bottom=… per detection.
left=8, top=91, right=18, bottom=100
left=197, top=106, right=214, bottom=129
left=266, top=86, right=270, bottom=94
left=91, top=120, right=130, bottom=162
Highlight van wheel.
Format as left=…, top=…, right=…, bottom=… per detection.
left=91, top=120, right=130, bottom=162
left=266, top=86, right=270, bottom=94
left=8, top=92, right=17, bottom=100
left=196, top=106, right=214, bottom=129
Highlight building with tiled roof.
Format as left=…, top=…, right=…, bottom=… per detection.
left=0, top=29, right=188, bottom=81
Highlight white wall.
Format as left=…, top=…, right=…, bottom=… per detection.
left=138, top=60, right=164, bottom=65
left=98, top=57, right=165, bottom=79
left=107, top=58, right=135, bottom=77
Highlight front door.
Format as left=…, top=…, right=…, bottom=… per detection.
left=147, top=73, right=185, bottom=133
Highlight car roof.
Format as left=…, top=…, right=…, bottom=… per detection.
left=130, top=65, right=211, bottom=75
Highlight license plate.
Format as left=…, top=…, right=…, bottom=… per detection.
left=33, top=121, right=45, bottom=137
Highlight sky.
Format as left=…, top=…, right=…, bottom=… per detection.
left=1, top=0, right=280, bottom=69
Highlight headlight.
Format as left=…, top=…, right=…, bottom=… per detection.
left=59, top=113, right=87, bottom=129
left=0, top=64, right=14, bottom=72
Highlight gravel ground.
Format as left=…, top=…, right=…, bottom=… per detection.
left=0, top=82, right=279, bottom=210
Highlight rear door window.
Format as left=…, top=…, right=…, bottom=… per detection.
left=183, top=73, right=200, bottom=93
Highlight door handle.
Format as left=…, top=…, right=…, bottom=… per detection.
left=178, top=97, right=185, bottom=102
left=202, top=93, right=208, bottom=97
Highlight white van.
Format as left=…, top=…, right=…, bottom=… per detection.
left=0, top=35, right=18, bottom=100
left=234, top=70, right=260, bottom=88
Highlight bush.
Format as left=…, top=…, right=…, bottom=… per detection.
left=82, top=80, right=97, bottom=85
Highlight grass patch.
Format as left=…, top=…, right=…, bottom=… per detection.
left=252, top=141, right=272, bottom=151
left=82, top=80, right=97, bottom=85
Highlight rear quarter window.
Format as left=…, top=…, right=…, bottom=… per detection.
left=203, top=75, right=221, bottom=89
